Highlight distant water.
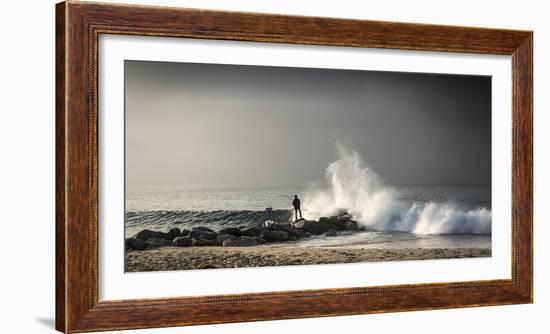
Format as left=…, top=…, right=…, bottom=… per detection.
left=127, top=186, right=303, bottom=212
left=126, top=145, right=491, bottom=250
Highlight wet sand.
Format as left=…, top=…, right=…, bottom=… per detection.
left=125, top=246, right=491, bottom=272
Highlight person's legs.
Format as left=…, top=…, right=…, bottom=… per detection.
left=298, top=208, right=302, bottom=219
left=294, top=208, right=298, bottom=221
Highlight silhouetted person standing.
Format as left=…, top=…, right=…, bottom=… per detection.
left=292, top=195, right=302, bottom=221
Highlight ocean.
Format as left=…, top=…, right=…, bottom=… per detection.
left=125, top=184, right=491, bottom=250
left=126, top=147, right=491, bottom=250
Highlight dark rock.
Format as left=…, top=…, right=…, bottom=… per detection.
left=345, top=220, right=360, bottom=231
left=338, top=212, right=352, bottom=219
left=333, top=221, right=346, bottom=230
left=324, top=229, right=337, bottom=237
left=295, top=229, right=311, bottom=239
left=223, top=236, right=258, bottom=247
left=202, top=231, right=219, bottom=239
left=261, top=229, right=289, bottom=242
left=174, top=236, right=193, bottom=247
left=189, top=230, right=218, bottom=240
left=254, top=237, right=266, bottom=244
left=294, top=219, right=335, bottom=235
left=216, top=234, right=237, bottom=245
left=133, top=229, right=171, bottom=241
left=268, top=223, right=301, bottom=238
left=218, top=227, right=241, bottom=236
left=240, top=226, right=265, bottom=237
left=125, top=238, right=146, bottom=251
left=167, top=228, right=181, bottom=240
left=145, top=237, right=174, bottom=248
left=283, top=234, right=298, bottom=241
left=180, top=229, right=190, bottom=236
left=333, top=216, right=351, bottom=230
left=188, top=230, right=201, bottom=238
left=192, top=226, right=215, bottom=233
left=327, top=216, right=339, bottom=226
left=267, top=222, right=289, bottom=231
left=335, top=209, right=350, bottom=216
left=192, top=238, right=218, bottom=247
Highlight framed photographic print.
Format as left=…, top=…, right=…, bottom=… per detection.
left=56, top=1, right=532, bottom=332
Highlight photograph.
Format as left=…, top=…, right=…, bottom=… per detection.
left=123, top=60, right=492, bottom=272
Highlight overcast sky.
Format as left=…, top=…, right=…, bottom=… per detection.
left=125, top=60, right=491, bottom=188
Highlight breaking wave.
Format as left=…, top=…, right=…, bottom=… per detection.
left=303, top=144, right=491, bottom=234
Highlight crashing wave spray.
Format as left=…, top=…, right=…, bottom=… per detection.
left=303, top=144, right=491, bottom=234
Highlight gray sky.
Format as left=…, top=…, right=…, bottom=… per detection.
left=125, top=60, right=491, bottom=188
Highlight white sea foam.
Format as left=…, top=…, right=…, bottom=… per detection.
left=303, top=144, right=491, bottom=235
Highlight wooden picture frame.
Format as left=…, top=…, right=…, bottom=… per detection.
left=56, top=1, right=533, bottom=332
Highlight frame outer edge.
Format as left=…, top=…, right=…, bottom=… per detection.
left=55, top=1, right=68, bottom=332
left=514, top=32, right=534, bottom=302
left=58, top=1, right=95, bottom=332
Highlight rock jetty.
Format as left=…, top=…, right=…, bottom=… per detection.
left=125, top=213, right=365, bottom=251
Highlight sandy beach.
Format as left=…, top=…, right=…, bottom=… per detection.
left=125, top=246, right=491, bottom=272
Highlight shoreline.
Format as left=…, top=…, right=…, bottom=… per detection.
left=125, top=246, right=491, bottom=272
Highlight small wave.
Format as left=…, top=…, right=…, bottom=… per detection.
left=125, top=209, right=292, bottom=231
left=302, top=143, right=491, bottom=235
